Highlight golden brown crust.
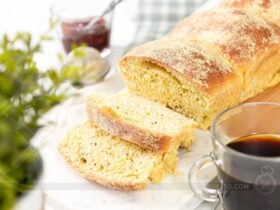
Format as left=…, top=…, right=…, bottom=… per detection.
left=221, top=0, right=274, bottom=8
left=117, top=8, right=280, bottom=129
left=219, top=0, right=280, bottom=27
left=87, top=98, right=171, bottom=152
left=168, top=9, right=280, bottom=67
left=119, top=39, right=241, bottom=96
left=58, top=141, right=147, bottom=191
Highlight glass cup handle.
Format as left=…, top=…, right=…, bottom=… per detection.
left=188, top=153, right=220, bottom=203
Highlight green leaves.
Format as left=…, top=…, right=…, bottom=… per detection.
left=0, top=23, right=81, bottom=209
left=62, top=65, right=82, bottom=81
left=0, top=73, right=14, bottom=97
left=0, top=167, right=15, bottom=210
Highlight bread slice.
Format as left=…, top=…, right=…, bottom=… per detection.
left=87, top=93, right=196, bottom=152
left=59, top=122, right=180, bottom=191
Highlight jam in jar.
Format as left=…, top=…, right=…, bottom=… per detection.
left=61, top=18, right=110, bottom=53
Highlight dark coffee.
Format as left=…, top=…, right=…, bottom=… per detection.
left=218, top=134, right=280, bottom=210
left=227, top=134, right=280, bottom=157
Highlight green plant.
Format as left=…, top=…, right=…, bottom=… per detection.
left=0, top=23, right=81, bottom=209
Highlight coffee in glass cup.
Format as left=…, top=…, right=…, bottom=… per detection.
left=189, top=102, right=280, bottom=210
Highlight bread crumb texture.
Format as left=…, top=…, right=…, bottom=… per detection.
left=59, top=122, right=181, bottom=191
left=123, top=39, right=235, bottom=90
left=119, top=39, right=243, bottom=129
left=87, top=93, right=195, bottom=151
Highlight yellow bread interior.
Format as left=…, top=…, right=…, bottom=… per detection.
left=119, top=55, right=280, bottom=129
left=119, top=60, right=236, bottom=129
left=87, top=93, right=195, bottom=149
left=59, top=122, right=181, bottom=190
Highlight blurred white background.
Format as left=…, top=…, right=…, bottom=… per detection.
left=0, top=0, right=138, bottom=45
left=0, top=0, right=139, bottom=68
left=0, top=0, right=216, bottom=69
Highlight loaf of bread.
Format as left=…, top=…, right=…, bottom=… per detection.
left=87, top=93, right=195, bottom=151
left=59, top=122, right=182, bottom=190
left=119, top=8, right=280, bottom=129
left=220, top=0, right=280, bottom=27
left=59, top=1, right=280, bottom=191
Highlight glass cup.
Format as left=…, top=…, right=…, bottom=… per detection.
left=50, top=0, right=113, bottom=57
left=189, top=102, right=280, bottom=210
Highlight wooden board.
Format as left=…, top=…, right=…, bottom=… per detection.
left=247, top=83, right=280, bottom=103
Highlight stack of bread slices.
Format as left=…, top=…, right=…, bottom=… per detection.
left=59, top=93, right=196, bottom=190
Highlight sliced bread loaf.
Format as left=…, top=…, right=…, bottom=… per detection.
left=87, top=93, right=196, bottom=152
left=59, top=121, right=180, bottom=191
